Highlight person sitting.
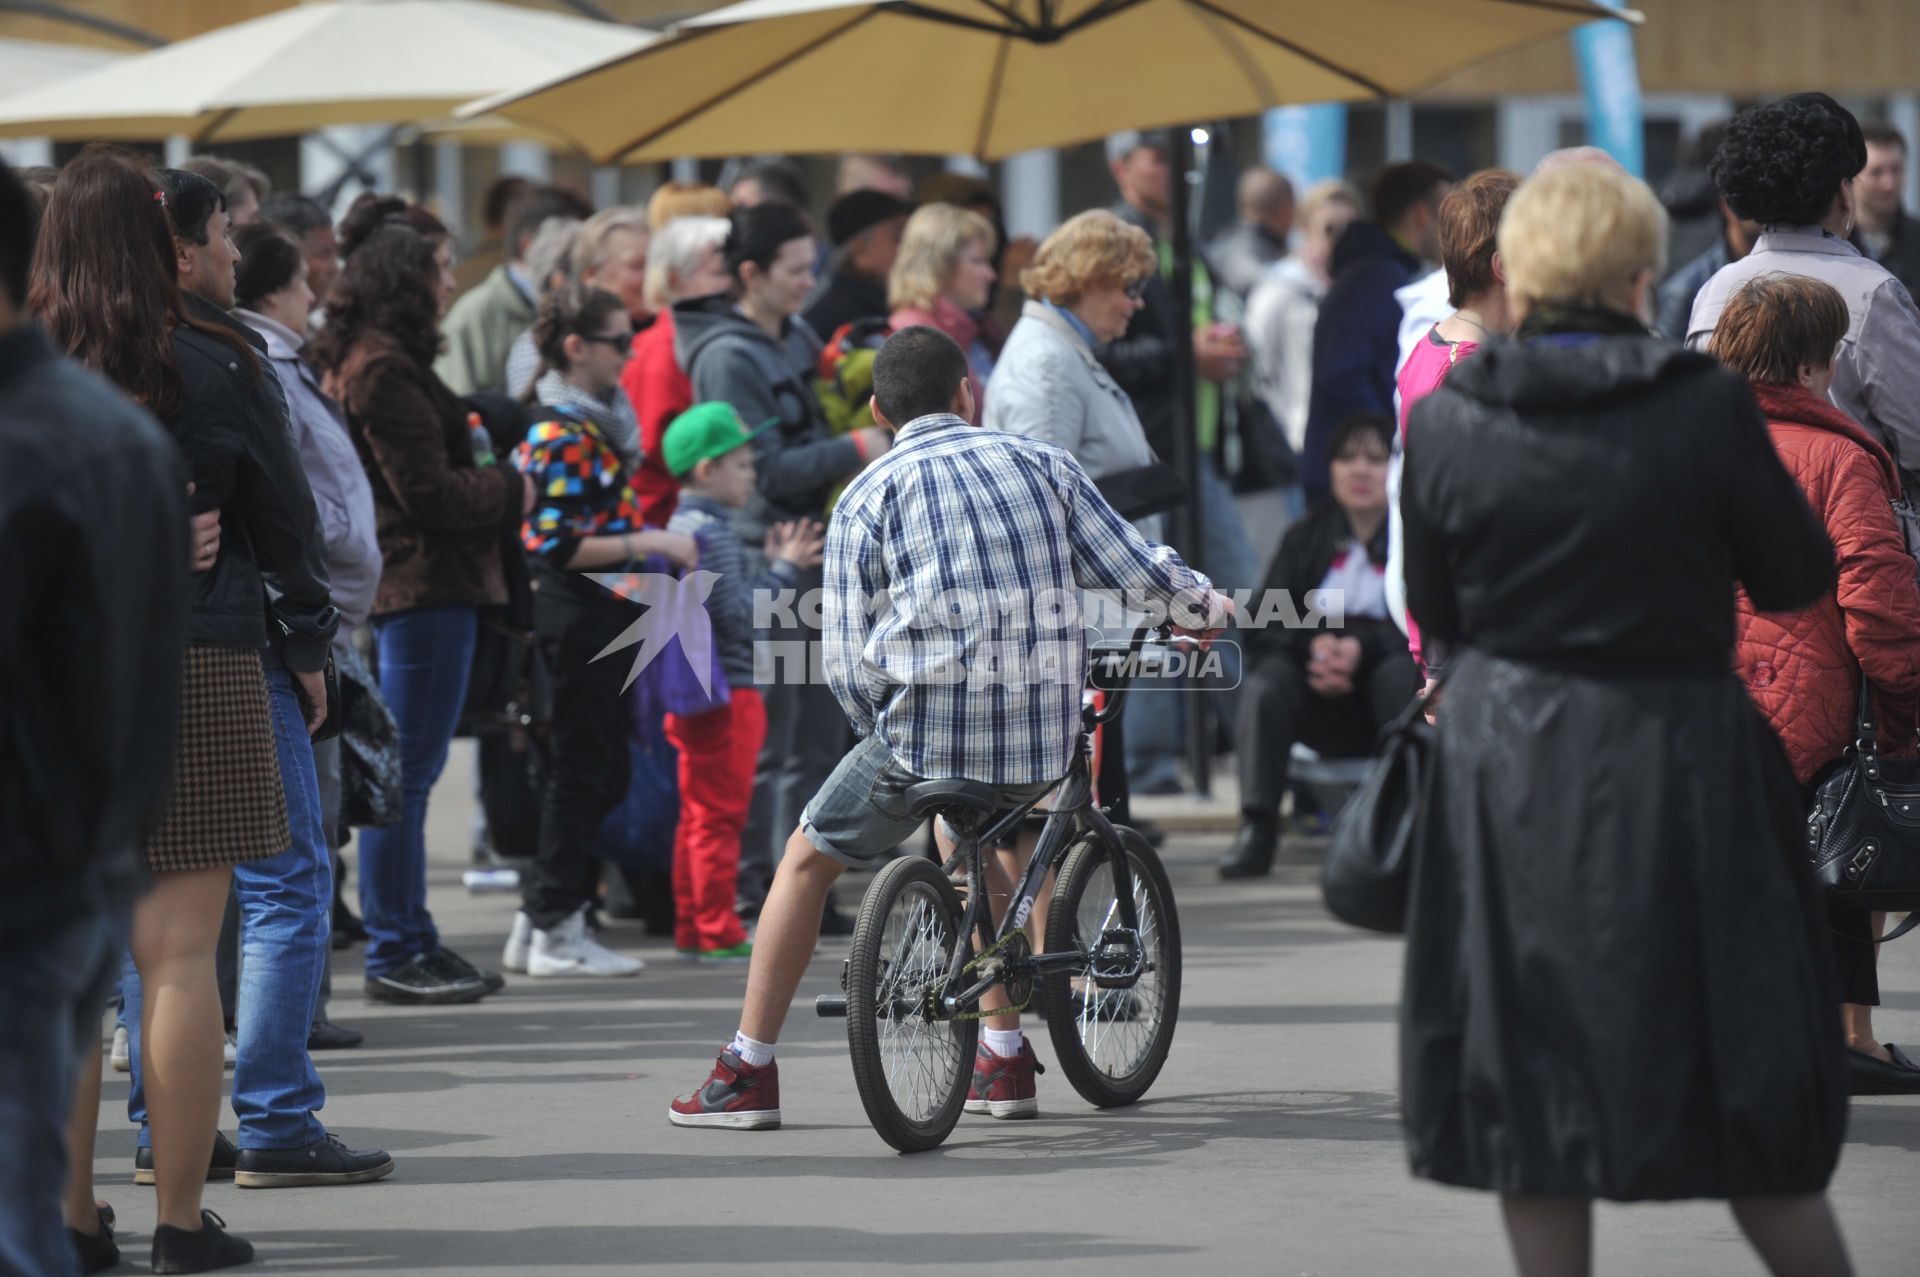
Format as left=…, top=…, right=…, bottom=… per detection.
left=667, top=326, right=1227, bottom=1130
left=1219, top=413, right=1419, bottom=879
left=1712, top=271, right=1920, bottom=1096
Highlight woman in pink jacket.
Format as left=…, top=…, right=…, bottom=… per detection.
left=888, top=203, right=999, bottom=423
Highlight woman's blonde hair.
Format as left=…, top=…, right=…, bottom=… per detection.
left=646, top=181, right=733, bottom=231
left=572, top=206, right=649, bottom=280
left=1020, top=209, right=1156, bottom=307
left=888, top=203, right=996, bottom=312
left=1297, top=177, right=1361, bottom=230
left=1498, top=164, right=1667, bottom=318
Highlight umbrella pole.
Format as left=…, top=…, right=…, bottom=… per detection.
left=1168, top=125, right=1211, bottom=799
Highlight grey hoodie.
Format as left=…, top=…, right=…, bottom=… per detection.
left=674, top=295, right=864, bottom=539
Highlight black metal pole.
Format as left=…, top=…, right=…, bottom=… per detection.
left=1167, top=126, right=1211, bottom=798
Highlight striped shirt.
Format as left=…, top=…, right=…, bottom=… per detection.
left=823, top=413, right=1211, bottom=785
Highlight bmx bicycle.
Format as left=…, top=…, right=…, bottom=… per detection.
left=816, top=622, right=1182, bottom=1152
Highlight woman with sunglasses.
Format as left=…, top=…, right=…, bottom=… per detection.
left=983, top=209, right=1160, bottom=486
left=502, top=285, right=698, bottom=978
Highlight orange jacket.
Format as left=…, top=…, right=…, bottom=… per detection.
left=1734, top=381, right=1920, bottom=784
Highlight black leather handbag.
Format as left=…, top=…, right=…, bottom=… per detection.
left=1808, top=679, right=1920, bottom=942
left=1321, top=681, right=1440, bottom=934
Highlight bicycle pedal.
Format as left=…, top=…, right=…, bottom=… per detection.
left=815, top=994, right=849, bottom=1018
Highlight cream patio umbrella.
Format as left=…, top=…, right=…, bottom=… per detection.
left=463, top=0, right=1640, bottom=163
left=0, top=35, right=122, bottom=90
left=0, top=0, right=656, bottom=142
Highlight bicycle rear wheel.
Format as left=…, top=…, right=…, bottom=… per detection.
left=1040, top=824, right=1181, bottom=1108
left=846, top=857, right=977, bottom=1152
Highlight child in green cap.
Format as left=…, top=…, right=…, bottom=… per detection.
left=662, top=402, right=825, bottom=962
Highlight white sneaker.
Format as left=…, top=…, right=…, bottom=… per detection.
left=110, top=1025, right=130, bottom=1072
left=502, top=911, right=533, bottom=973
left=526, top=909, right=644, bottom=978
left=223, top=1028, right=237, bottom=1069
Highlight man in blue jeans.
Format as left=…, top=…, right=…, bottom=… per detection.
left=119, top=169, right=394, bottom=1189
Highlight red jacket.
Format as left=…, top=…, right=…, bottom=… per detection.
left=622, top=309, right=689, bottom=527
left=1734, top=381, right=1920, bottom=785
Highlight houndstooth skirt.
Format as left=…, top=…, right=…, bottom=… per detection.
left=146, top=646, right=289, bottom=874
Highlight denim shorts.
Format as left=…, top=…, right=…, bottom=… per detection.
left=799, top=734, right=1054, bottom=867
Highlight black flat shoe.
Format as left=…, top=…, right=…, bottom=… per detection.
left=429, top=947, right=505, bottom=994
left=69, top=1204, right=119, bottom=1274
left=1217, top=823, right=1279, bottom=880
left=233, top=1132, right=394, bottom=1189
left=307, top=1019, right=364, bottom=1050
left=150, top=1209, right=252, bottom=1274
left=363, top=952, right=487, bottom=1005
left=134, top=1132, right=237, bottom=1186
left=1849, top=1043, right=1920, bottom=1096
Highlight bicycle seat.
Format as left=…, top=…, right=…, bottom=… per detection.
left=904, top=778, right=1002, bottom=821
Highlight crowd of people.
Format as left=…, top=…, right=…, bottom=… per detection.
left=4, top=89, right=1920, bottom=1276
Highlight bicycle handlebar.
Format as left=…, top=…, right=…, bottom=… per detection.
left=1086, top=620, right=1170, bottom=725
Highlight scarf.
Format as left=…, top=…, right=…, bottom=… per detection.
left=1515, top=302, right=1650, bottom=343
left=534, top=369, right=642, bottom=471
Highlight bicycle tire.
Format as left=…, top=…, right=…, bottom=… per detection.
left=846, top=856, right=977, bottom=1152
left=1040, top=824, right=1182, bottom=1108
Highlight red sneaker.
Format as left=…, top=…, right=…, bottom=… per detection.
left=668, top=1049, right=781, bottom=1130
left=963, top=1039, right=1042, bottom=1119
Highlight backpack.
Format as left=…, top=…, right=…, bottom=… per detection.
left=812, top=318, right=893, bottom=435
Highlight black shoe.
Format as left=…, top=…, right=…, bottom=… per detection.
left=134, top=1132, right=237, bottom=1186
left=1217, top=822, right=1279, bottom=879
left=307, top=1019, right=364, bottom=1050
left=69, top=1204, right=118, bottom=1275
left=819, top=896, right=856, bottom=937
left=428, top=946, right=505, bottom=994
left=233, top=1132, right=395, bottom=1189
left=1849, top=1043, right=1920, bottom=1095
left=363, top=952, right=487, bottom=1005
left=150, top=1209, right=252, bottom=1274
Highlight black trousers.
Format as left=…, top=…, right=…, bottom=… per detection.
left=522, top=584, right=633, bottom=931
left=1236, top=646, right=1422, bottom=818
left=1830, top=901, right=1880, bottom=1006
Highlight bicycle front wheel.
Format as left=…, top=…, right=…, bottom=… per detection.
left=846, top=856, right=977, bottom=1152
left=1040, top=824, right=1181, bottom=1108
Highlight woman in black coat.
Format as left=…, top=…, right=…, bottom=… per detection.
left=1399, top=164, right=1854, bottom=1274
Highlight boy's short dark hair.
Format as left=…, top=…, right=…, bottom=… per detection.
left=259, top=192, right=332, bottom=236
left=157, top=167, right=226, bottom=246
left=873, top=326, right=969, bottom=427
left=508, top=185, right=594, bottom=259
left=1373, top=160, right=1454, bottom=229
left=1326, top=412, right=1394, bottom=462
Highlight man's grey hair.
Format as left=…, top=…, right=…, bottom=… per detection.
left=524, top=216, right=581, bottom=301
left=644, top=214, right=731, bottom=311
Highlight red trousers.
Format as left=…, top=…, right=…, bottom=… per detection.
left=665, top=687, right=765, bottom=951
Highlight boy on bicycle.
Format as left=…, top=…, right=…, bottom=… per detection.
left=669, top=326, right=1228, bottom=1130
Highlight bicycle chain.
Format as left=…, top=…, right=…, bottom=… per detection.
left=933, top=928, right=1034, bottom=1021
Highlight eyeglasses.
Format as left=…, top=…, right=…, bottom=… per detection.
left=1123, top=279, right=1149, bottom=301
left=582, top=333, right=633, bottom=350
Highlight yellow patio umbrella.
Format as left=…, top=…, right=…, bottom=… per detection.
left=0, top=0, right=656, bottom=141
left=0, top=0, right=717, bottom=50
left=464, top=0, right=1641, bottom=164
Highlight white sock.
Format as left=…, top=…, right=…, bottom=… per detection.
left=981, top=1027, right=1024, bottom=1059
left=729, top=1031, right=774, bottom=1067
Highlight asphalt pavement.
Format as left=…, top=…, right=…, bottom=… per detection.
left=85, top=742, right=1920, bottom=1275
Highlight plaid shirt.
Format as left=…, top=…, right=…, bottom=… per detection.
left=824, top=413, right=1211, bottom=785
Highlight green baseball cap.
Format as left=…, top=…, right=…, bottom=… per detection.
left=662, top=402, right=775, bottom=478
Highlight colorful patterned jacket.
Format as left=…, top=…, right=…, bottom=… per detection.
left=513, top=407, right=649, bottom=603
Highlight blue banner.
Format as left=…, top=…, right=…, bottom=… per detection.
left=1571, top=0, right=1644, bottom=177
left=1262, top=104, right=1348, bottom=192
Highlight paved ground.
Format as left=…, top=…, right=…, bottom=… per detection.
left=88, top=743, right=1920, bottom=1275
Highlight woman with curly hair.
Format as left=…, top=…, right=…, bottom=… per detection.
left=1689, top=92, right=1920, bottom=490
left=312, top=221, right=532, bottom=1006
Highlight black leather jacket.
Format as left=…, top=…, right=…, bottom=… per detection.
left=1098, top=200, right=1180, bottom=462
left=168, top=294, right=337, bottom=671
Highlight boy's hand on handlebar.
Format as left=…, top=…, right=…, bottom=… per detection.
left=1169, top=592, right=1235, bottom=650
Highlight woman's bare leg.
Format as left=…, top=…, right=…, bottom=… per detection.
left=1499, top=1195, right=1591, bottom=1277
left=131, top=866, right=232, bottom=1232
left=1731, top=1194, right=1854, bottom=1277
left=62, top=1041, right=104, bottom=1233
